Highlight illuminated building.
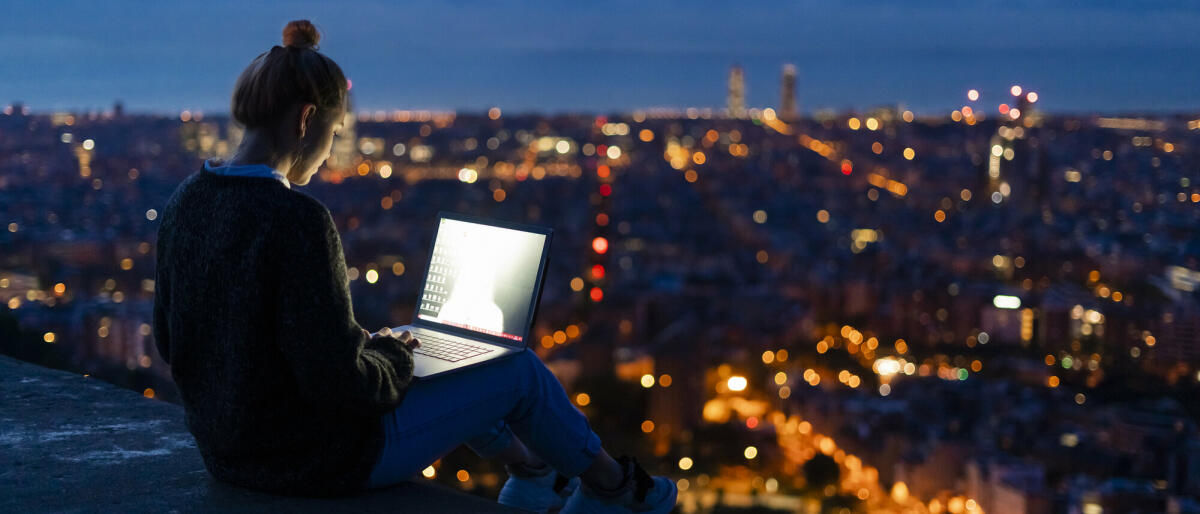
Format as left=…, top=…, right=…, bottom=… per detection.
left=727, top=65, right=746, bottom=118
left=780, top=64, right=797, bottom=120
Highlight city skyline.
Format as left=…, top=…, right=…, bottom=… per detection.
left=4, top=1, right=1200, bottom=114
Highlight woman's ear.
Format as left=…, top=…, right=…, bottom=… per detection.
left=298, top=103, right=317, bottom=138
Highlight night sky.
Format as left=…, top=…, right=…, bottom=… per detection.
left=3, top=0, right=1198, bottom=114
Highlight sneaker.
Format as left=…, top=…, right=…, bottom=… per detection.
left=560, top=456, right=677, bottom=514
left=497, top=461, right=580, bottom=513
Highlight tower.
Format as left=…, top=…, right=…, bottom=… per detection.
left=780, top=64, right=797, bottom=120
left=727, top=65, right=746, bottom=118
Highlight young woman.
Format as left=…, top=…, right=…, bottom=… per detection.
left=152, top=20, right=676, bottom=513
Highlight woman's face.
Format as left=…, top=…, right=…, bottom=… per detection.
left=288, top=106, right=345, bottom=186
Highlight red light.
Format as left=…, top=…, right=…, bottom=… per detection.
left=589, top=287, right=604, bottom=302
left=596, top=165, right=610, bottom=178
left=346, top=78, right=353, bottom=91
left=840, top=160, right=852, bottom=175
left=746, top=417, right=759, bottom=429
left=599, top=184, right=612, bottom=196
left=998, top=103, right=1010, bottom=115
left=595, top=213, right=609, bottom=226
left=591, top=264, right=605, bottom=279
left=592, top=237, right=609, bottom=254
left=597, top=144, right=607, bottom=156
left=595, top=116, right=607, bottom=127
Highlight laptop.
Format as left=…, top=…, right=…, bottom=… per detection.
left=385, top=211, right=553, bottom=379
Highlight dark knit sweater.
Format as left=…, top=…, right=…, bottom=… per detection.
left=152, top=164, right=414, bottom=496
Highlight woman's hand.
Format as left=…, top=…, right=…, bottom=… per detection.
left=365, top=326, right=420, bottom=350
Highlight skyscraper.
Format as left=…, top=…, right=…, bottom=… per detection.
left=780, top=64, right=797, bottom=120
left=727, top=65, right=746, bottom=118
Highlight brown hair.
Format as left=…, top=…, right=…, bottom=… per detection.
left=231, top=20, right=348, bottom=130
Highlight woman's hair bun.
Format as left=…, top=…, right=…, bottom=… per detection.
left=282, top=20, right=320, bottom=50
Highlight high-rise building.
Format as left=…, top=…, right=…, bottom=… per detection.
left=727, top=65, right=746, bottom=118
left=780, top=64, right=797, bottom=120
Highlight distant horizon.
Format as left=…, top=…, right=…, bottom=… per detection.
left=5, top=2, right=1199, bottom=116
left=8, top=101, right=1198, bottom=118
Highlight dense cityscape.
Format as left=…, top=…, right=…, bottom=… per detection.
left=3, top=63, right=1200, bottom=513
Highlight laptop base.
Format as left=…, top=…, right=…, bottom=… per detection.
left=390, top=324, right=524, bottom=379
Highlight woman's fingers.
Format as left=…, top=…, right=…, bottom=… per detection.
left=372, top=327, right=418, bottom=348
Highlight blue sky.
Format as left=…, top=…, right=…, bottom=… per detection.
left=3, top=1, right=1198, bottom=114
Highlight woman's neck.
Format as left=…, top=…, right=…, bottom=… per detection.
left=225, top=129, right=291, bottom=171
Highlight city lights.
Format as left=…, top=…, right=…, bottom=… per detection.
left=1, top=35, right=1190, bottom=512
left=874, top=357, right=901, bottom=376
left=591, top=237, right=608, bottom=254
left=727, top=375, right=747, bottom=392
left=993, top=295, right=1021, bottom=309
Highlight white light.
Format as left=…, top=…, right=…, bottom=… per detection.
left=993, top=295, right=1021, bottom=309
left=606, top=145, right=622, bottom=159
left=82, top=139, right=95, bottom=150
left=1011, top=85, right=1022, bottom=96
left=555, top=140, right=570, bottom=154
left=727, top=376, right=747, bottom=392
left=457, top=168, right=478, bottom=183
left=145, top=209, right=158, bottom=221
left=967, top=89, right=980, bottom=102
left=874, top=357, right=902, bottom=376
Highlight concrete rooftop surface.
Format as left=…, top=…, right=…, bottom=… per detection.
left=0, top=355, right=522, bottom=513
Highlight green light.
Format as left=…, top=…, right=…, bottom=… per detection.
left=957, top=368, right=968, bottom=381
left=1062, top=357, right=1073, bottom=369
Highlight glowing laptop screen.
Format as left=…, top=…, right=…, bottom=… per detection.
left=416, top=218, right=548, bottom=343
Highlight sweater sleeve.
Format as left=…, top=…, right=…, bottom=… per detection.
left=153, top=225, right=172, bottom=365
left=153, top=267, right=171, bottom=365
left=275, top=203, right=414, bottom=416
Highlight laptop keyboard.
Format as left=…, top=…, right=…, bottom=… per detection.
left=411, top=332, right=494, bottom=362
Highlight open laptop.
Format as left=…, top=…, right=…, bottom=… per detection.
left=386, top=211, right=553, bottom=379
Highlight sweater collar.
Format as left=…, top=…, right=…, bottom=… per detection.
left=202, top=159, right=291, bottom=189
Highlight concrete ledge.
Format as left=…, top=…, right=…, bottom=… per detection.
left=0, top=355, right=520, bottom=513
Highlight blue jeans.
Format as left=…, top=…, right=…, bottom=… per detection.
left=367, top=349, right=603, bottom=488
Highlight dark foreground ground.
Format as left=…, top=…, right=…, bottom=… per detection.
left=0, top=355, right=519, bottom=513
